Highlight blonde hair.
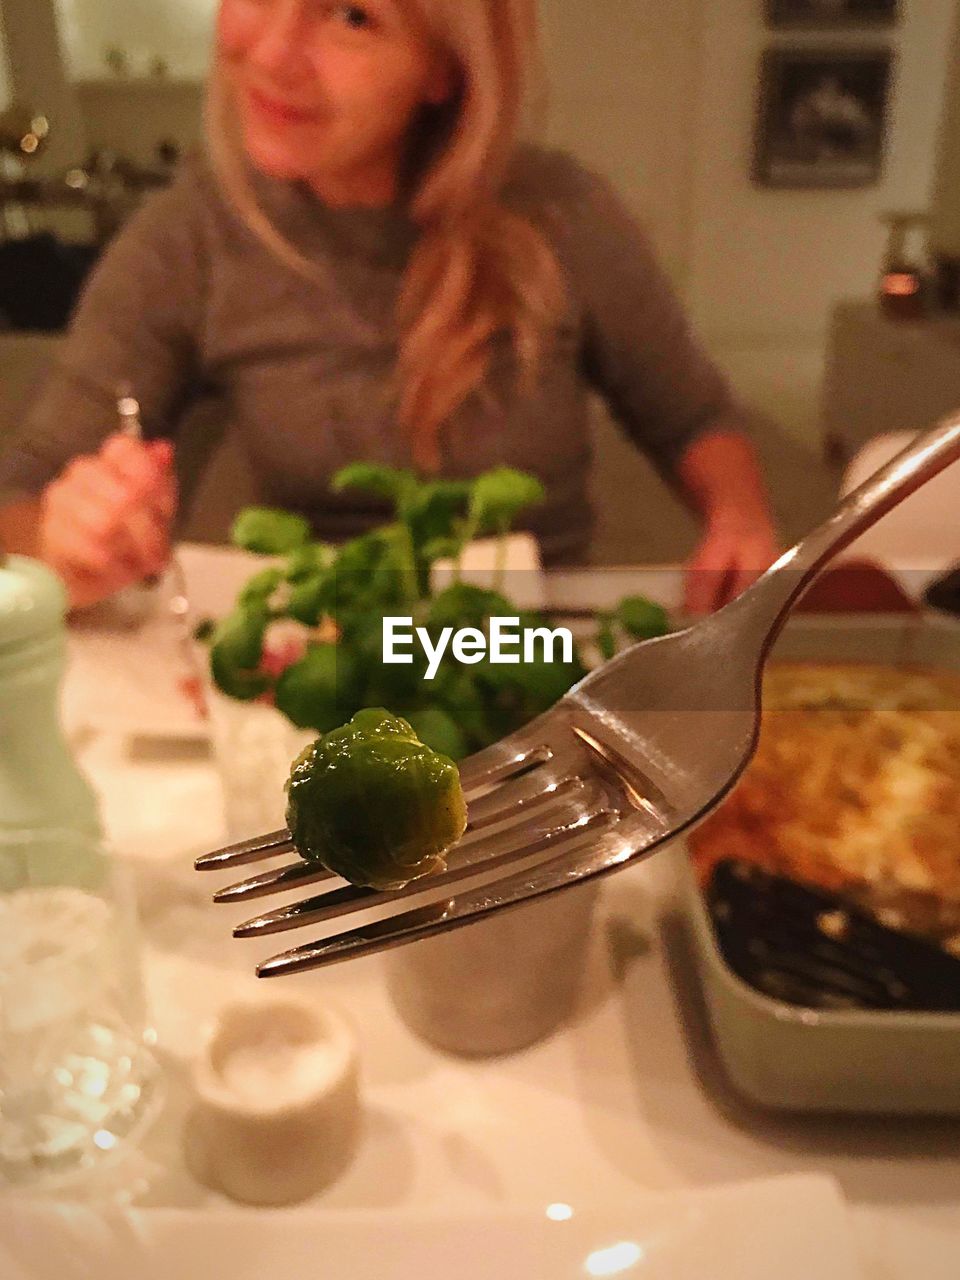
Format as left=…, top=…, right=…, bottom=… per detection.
left=207, top=0, right=564, bottom=470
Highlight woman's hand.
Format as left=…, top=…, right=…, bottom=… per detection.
left=684, top=506, right=780, bottom=614
left=39, top=434, right=177, bottom=609
left=675, top=427, right=780, bottom=614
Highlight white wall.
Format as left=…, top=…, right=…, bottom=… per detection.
left=54, top=0, right=216, bottom=80
left=539, top=0, right=956, bottom=446
left=538, top=0, right=701, bottom=282
left=684, top=0, right=956, bottom=344
left=541, top=0, right=955, bottom=341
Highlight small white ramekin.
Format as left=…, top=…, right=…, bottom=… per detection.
left=184, top=995, right=360, bottom=1206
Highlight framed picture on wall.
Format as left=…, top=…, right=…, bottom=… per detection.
left=753, top=47, right=893, bottom=188
left=767, top=0, right=899, bottom=28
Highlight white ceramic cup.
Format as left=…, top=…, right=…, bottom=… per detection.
left=185, top=996, right=360, bottom=1206
left=385, top=882, right=601, bottom=1056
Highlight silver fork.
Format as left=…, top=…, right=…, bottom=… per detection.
left=116, top=387, right=196, bottom=674
left=196, top=414, right=960, bottom=978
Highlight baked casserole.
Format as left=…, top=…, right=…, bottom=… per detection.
left=688, top=663, right=960, bottom=954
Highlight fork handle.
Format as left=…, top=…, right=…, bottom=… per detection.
left=737, top=410, right=960, bottom=641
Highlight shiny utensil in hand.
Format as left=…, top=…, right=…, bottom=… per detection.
left=115, top=385, right=186, bottom=601
left=115, top=387, right=199, bottom=702
left=196, top=413, right=960, bottom=979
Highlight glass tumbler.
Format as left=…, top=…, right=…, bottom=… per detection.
left=0, top=829, right=162, bottom=1191
left=204, top=686, right=315, bottom=841
left=384, top=881, right=601, bottom=1056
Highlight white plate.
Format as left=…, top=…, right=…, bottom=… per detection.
left=0, top=1174, right=863, bottom=1280
left=64, top=591, right=207, bottom=743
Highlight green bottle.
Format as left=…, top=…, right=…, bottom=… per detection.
left=0, top=555, right=103, bottom=889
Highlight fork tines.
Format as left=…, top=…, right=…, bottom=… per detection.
left=195, top=827, right=295, bottom=870
left=194, top=723, right=670, bottom=979
left=255, top=809, right=625, bottom=978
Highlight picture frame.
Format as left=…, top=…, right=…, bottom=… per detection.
left=766, top=0, right=899, bottom=29
left=753, top=47, right=893, bottom=189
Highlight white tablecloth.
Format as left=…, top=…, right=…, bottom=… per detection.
left=57, top=562, right=960, bottom=1278
left=64, top=720, right=960, bottom=1278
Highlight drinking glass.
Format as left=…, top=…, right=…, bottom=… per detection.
left=0, top=829, right=162, bottom=1191
left=385, top=882, right=601, bottom=1056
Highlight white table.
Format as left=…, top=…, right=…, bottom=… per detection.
left=62, top=620, right=960, bottom=1280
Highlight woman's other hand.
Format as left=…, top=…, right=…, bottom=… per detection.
left=676, top=428, right=779, bottom=614
left=39, top=434, right=177, bottom=609
left=683, top=506, right=780, bottom=614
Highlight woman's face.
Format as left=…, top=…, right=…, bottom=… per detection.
left=218, top=0, right=453, bottom=200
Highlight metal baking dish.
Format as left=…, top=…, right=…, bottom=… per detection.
left=679, top=611, right=960, bottom=1115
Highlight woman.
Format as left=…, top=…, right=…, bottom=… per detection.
left=0, top=0, right=777, bottom=612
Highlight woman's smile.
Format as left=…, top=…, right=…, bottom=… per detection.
left=245, top=84, right=326, bottom=128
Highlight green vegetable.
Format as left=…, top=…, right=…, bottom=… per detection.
left=209, top=467, right=672, bottom=762
left=239, top=567, right=285, bottom=608
left=286, top=709, right=467, bottom=890
left=420, top=536, right=464, bottom=564
left=478, top=609, right=588, bottom=728
left=329, top=527, right=416, bottom=614
left=286, top=571, right=333, bottom=626
left=209, top=606, right=270, bottom=700
left=595, top=597, right=670, bottom=662
left=405, top=480, right=472, bottom=547
left=284, top=544, right=334, bottom=582
left=596, top=616, right=617, bottom=663
left=468, top=467, right=545, bottom=537
left=616, top=596, right=670, bottom=641
left=349, top=608, right=426, bottom=710
left=405, top=705, right=468, bottom=761
left=274, top=643, right=358, bottom=733
left=230, top=507, right=311, bottom=555
left=332, top=462, right=417, bottom=509
left=427, top=583, right=511, bottom=632
left=430, top=668, right=497, bottom=753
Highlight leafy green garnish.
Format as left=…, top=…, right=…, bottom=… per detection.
left=468, top=467, right=545, bottom=537
left=230, top=507, right=311, bottom=555
left=274, top=643, right=357, bottom=732
left=206, top=465, right=671, bottom=757
left=209, top=606, right=271, bottom=701
left=427, top=583, right=511, bottom=632
left=239, top=567, right=285, bottom=608
left=332, top=463, right=417, bottom=509
left=284, top=544, right=333, bottom=582
left=596, top=597, right=670, bottom=660
left=617, top=596, right=670, bottom=641
left=286, top=572, right=333, bottom=627
left=405, top=706, right=468, bottom=761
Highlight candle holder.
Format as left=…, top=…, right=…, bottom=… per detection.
left=877, top=211, right=930, bottom=321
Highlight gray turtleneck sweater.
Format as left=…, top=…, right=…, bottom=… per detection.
left=0, top=145, right=736, bottom=561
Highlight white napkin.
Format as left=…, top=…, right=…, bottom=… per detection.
left=0, top=1173, right=863, bottom=1280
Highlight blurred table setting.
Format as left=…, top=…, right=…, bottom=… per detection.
left=1, top=541, right=959, bottom=1279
